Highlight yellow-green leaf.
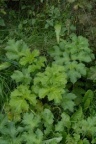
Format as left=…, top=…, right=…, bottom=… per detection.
left=54, top=23, right=61, bottom=44
left=0, top=62, right=11, bottom=70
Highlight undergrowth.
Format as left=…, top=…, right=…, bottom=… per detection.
left=0, top=0, right=96, bottom=144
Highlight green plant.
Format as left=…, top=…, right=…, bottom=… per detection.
left=0, top=1, right=96, bottom=142
left=4, top=37, right=96, bottom=142
left=32, top=64, right=67, bottom=103
left=0, top=27, right=94, bottom=143
left=0, top=113, right=23, bottom=144
left=49, top=34, right=94, bottom=83
left=9, top=85, right=37, bottom=114
left=45, top=6, right=61, bottom=29
left=0, top=0, right=96, bottom=143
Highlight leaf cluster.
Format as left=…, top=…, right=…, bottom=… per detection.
left=0, top=33, right=95, bottom=144
left=49, top=34, right=94, bottom=83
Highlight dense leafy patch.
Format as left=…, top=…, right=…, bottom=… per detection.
left=0, top=1, right=96, bottom=143
left=0, top=36, right=94, bottom=143
left=49, top=34, right=94, bottom=83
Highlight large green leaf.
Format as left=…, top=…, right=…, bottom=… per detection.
left=9, top=97, right=29, bottom=113
left=9, top=85, right=37, bottom=113
left=22, top=113, right=40, bottom=130
left=33, top=64, right=67, bottom=103
left=11, top=69, right=32, bottom=84
left=61, top=93, right=76, bottom=112
left=5, top=39, right=28, bottom=60
left=19, top=49, right=39, bottom=65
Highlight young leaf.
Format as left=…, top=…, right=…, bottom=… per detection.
left=54, top=23, right=61, bottom=44
left=10, top=97, right=29, bottom=113
left=19, top=49, right=39, bottom=66
left=33, top=64, right=67, bottom=103
left=9, top=85, right=37, bottom=113
left=28, top=56, right=46, bottom=73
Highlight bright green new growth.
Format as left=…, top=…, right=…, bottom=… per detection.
left=9, top=85, right=37, bottom=114
left=32, top=64, right=67, bottom=103
left=6, top=40, right=46, bottom=85
left=50, top=34, right=94, bottom=83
